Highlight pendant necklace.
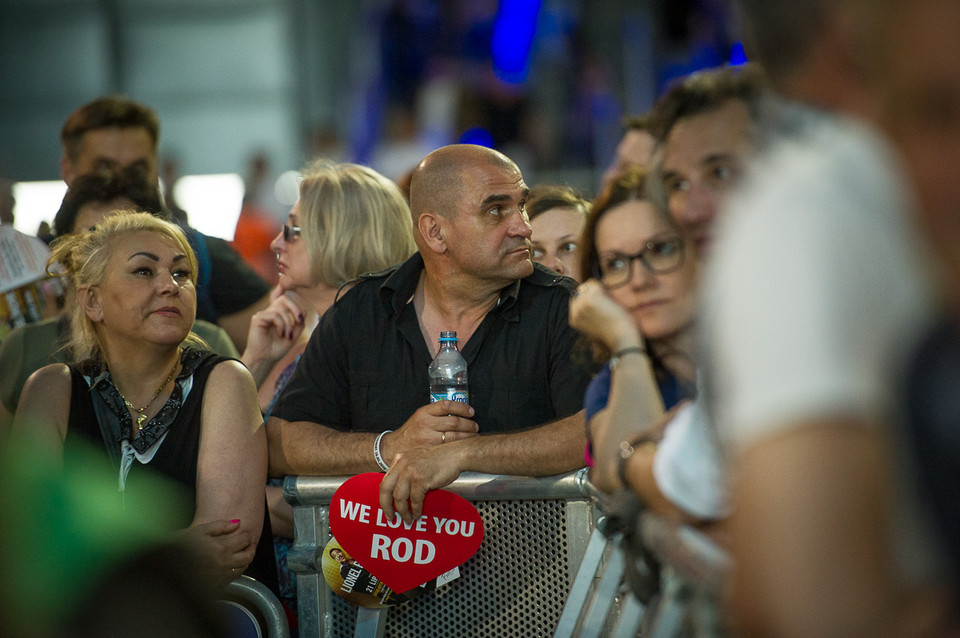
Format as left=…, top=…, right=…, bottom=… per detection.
left=116, top=356, right=180, bottom=431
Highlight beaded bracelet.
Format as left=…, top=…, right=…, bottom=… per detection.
left=374, top=430, right=393, bottom=472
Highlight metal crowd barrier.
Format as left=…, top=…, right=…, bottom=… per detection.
left=283, top=469, right=598, bottom=638
left=221, top=575, right=291, bottom=638
left=554, top=504, right=732, bottom=638
left=635, top=513, right=732, bottom=637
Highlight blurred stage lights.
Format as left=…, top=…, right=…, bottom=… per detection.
left=11, top=174, right=245, bottom=241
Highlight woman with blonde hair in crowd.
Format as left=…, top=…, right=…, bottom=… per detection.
left=241, top=160, right=417, bottom=414
left=239, top=160, right=417, bottom=621
left=13, top=211, right=268, bottom=587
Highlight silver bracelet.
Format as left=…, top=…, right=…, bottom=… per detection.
left=374, top=430, right=393, bottom=472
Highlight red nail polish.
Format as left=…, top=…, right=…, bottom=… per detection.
left=229, top=519, right=240, bottom=524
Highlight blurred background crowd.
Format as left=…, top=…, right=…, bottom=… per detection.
left=0, top=0, right=741, bottom=229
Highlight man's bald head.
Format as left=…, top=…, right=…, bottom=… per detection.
left=409, top=144, right=518, bottom=223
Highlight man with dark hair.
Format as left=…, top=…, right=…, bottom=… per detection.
left=58, top=95, right=271, bottom=351
left=52, top=168, right=162, bottom=237
left=599, top=113, right=657, bottom=194
left=267, top=144, right=590, bottom=523
left=651, top=64, right=767, bottom=254
left=0, top=171, right=238, bottom=432
left=60, top=95, right=161, bottom=186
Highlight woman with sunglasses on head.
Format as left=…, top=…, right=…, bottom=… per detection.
left=238, top=160, right=416, bottom=618
left=570, top=168, right=725, bottom=523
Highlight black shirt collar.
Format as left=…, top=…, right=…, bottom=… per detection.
left=379, top=252, right=522, bottom=322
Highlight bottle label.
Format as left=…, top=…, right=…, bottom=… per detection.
left=430, top=389, right=469, bottom=404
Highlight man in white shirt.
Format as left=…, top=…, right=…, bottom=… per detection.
left=705, top=0, right=959, bottom=635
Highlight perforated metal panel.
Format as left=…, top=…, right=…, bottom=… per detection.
left=285, top=472, right=596, bottom=638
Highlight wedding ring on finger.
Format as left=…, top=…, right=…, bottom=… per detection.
left=441, top=431, right=446, bottom=444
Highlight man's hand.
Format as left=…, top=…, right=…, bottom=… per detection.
left=377, top=401, right=479, bottom=525
left=379, top=444, right=466, bottom=524
left=380, top=400, right=479, bottom=461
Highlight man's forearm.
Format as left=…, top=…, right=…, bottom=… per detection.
left=456, top=410, right=587, bottom=476
left=266, top=416, right=380, bottom=477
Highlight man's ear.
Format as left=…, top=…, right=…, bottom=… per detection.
left=417, top=213, right=447, bottom=254
left=60, top=153, right=75, bottom=187
left=77, top=286, right=103, bottom=322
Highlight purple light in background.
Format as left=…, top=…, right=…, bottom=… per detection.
left=491, top=0, right=542, bottom=85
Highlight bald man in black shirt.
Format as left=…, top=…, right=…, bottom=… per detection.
left=268, top=144, right=590, bottom=522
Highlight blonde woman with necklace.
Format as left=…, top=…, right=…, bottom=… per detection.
left=13, top=212, right=269, bottom=587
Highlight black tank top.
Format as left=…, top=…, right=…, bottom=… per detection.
left=64, top=350, right=278, bottom=592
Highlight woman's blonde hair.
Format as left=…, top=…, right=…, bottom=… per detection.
left=297, top=161, right=416, bottom=287
left=47, top=211, right=199, bottom=365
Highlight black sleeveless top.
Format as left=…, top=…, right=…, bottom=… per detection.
left=64, top=348, right=278, bottom=592
left=66, top=349, right=217, bottom=520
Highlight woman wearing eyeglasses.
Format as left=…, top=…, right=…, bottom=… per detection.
left=570, top=168, right=724, bottom=523
left=238, top=159, right=417, bottom=617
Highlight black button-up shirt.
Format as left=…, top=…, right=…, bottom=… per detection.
left=272, top=253, right=590, bottom=434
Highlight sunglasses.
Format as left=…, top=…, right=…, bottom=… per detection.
left=283, top=224, right=301, bottom=242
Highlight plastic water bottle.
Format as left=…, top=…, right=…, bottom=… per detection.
left=428, top=331, right=469, bottom=404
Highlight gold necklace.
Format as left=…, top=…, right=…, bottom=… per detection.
left=116, top=357, right=180, bottom=430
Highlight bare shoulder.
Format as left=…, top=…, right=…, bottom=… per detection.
left=206, top=358, right=256, bottom=389
left=22, top=363, right=73, bottom=398
left=200, top=359, right=261, bottom=429
left=16, top=363, right=73, bottom=438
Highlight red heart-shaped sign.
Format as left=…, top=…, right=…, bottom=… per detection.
left=329, top=473, right=484, bottom=593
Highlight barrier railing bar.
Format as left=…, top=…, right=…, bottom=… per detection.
left=354, top=606, right=386, bottom=638
left=283, top=468, right=595, bottom=506
left=287, top=468, right=598, bottom=638
left=611, top=594, right=646, bottom=638
left=554, top=526, right=610, bottom=637
left=224, top=575, right=291, bottom=638
left=580, top=540, right=626, bottom=638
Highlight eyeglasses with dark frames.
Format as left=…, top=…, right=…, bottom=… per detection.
left=593, top=236, right=685, bottom=289
left=282, top=224, right=301, bottom=242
